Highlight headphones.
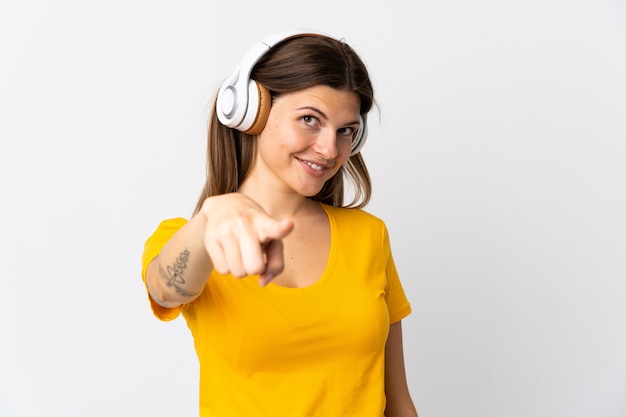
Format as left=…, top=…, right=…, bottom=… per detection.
left=216, top=29, right=368, bottom=155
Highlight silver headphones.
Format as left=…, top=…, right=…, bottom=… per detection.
left=216, top=29, right=368, bottom=155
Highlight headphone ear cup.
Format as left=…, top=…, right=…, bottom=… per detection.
left=350, top=114, right=368, bottom=155
left=243, top=84, right=271, bottom=135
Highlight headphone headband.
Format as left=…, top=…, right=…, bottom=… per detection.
left=216, top=29, right=368, bottom=155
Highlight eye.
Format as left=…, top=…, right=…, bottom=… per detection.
left=302, top=115, right=319, bottom=127
left=337, top=126, right=357, bottom=139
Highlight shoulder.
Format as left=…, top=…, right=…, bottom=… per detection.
left=321, top=204, right=389, bottom=245
left=150, top=217, right=189, bottom=238
left=143, top=217, right=189, bottom=252
left=322, top=204, right=385, bottom=228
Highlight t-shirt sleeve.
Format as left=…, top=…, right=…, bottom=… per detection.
left=382, top=225, right=412, bottom=324
left=141, top=217, right=189, bottom=321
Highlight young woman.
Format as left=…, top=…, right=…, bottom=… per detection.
left=141, top=30, right=418, bottom=417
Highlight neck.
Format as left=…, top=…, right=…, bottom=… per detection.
left=238, top=182, right=319, bottom=220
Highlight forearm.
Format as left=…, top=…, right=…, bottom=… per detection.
left=385, top=399, right=418, bottom=417
left=385, top=322, right=419, bottom=417
left=146, top=212, right=213, bottom=308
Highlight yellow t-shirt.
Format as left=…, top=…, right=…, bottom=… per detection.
left=141, top=204, right=412, bottom=417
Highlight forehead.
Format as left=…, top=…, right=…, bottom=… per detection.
left=273, top=85, right=361, bottom=118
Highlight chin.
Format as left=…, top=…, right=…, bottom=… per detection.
left=296, top=183, right=326, bottom=198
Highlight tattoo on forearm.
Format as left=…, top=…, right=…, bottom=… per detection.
left=158, top=249, right=192, bottom=297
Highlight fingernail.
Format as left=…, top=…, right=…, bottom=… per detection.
left=259, top=274, right=273, bottom=287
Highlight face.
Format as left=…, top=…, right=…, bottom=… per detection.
left=252, top=85, right=362, bottom=197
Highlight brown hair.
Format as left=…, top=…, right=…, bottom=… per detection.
left=193, top=34, right=375, bottom=215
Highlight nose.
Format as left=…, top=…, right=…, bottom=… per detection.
left=312, top=127, right=338, bottom=159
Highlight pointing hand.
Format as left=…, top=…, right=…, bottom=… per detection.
left=200, top=194, right=294, bottom=286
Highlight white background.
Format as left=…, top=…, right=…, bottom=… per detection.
left=1, top=1, right=625, bottom=416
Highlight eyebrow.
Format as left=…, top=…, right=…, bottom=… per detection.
left=296, top=106, right=360, bottom=126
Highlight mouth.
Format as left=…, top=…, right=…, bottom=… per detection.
left=299, top=157, right=332, bottom=170
left=297, top=157, right=333, bottom=176
left=303, top=160, right=326, bottom=171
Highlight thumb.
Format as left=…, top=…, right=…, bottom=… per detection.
left=258, top=218, right=294, bottom=243
left=275, top=218, right=295, bottom=238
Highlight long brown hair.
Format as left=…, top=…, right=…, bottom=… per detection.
left=193, top=34, right=375, bottom=214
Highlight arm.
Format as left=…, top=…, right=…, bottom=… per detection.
left=145, top=193, right=294, bottom=308
left=385, top=321, right=419, bottom=417
left=145, top=211, right=213, bottom=308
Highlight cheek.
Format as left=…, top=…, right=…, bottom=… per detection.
left=337, top=141, right=353, bottom=162
left=256, top=130, right=296, bottom=168
left=331, top=153, right=352, bottom=177
left=259, top=121, right=297, bottom=149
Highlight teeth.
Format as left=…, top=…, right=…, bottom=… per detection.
left=305, top=161, right=324, bottom=171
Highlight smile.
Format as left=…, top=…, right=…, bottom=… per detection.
left=300, top=159, right=329, bottom=171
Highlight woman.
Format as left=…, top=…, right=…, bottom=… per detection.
left=141, top=30, right=418, bottom=417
